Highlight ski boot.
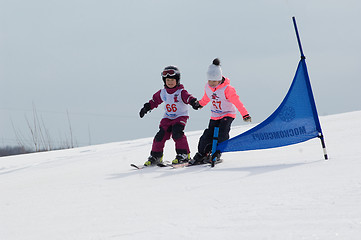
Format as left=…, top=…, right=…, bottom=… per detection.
left=144, top=155, right=163, bottom=166
left=188, top=152, right=208, bottom=165
left=209, top=151, right=222, bottom=165
left=172, top=153, right=190, bottom=164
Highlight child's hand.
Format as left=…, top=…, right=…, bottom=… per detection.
left=243, top=114, right=252, bottom=122
left=139, top=103, right=151, bottom=118
left=189, top=98, right=202, bottom=110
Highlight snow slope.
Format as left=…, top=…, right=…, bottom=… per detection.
left=1, top=111, right=361, bottom=240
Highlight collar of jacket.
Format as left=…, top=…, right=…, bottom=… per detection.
left=208, top=77, right=230, bottom=92
left=164, top=84, right=184, bottom=94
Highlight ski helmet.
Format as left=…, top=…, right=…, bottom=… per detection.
left=161, top=66, right=180, bottom=85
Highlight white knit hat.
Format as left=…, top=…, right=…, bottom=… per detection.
left=207, top=58, right=222, bottom=81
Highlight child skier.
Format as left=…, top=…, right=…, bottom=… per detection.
left=189, top=58, right=252, bottom=165
left=139, top=65, right=201, bottom=166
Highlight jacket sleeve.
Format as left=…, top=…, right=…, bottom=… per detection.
left=181, top=89, right=197, bottom=104
left=198, top=89, right=210, bottom=107
left=148, top=90, right=163, bottom=110
left=225, top=86, right=249, bottom=117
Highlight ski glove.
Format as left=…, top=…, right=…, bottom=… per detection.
left=243, top=114, right=252, bottom=122
left=189, top=98, right=202, bottom=110
left=139, top=103, right=151, bottom=118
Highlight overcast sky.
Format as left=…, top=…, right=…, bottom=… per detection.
left=1, top=0, right=360, bottom=148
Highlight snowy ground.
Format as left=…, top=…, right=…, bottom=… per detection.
left=1, top=111, right=361, bottom=240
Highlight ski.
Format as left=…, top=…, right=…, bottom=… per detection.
left=171, top=159, right=223, bottom=169
left=153, top=162, right=189, bottom=169
left=188, top=158, right=223, bottom=167
left=130, top=161, right=171, bottom=170
left=131, top=159, right=222, bottom=170
left=156, top=163, right=169, bottom=167
left=130, top=164, right=147, bottom=170
left=171, top=162, right=190, bottom=168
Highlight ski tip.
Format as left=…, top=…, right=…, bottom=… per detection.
left=130, top=164, right=142, bottom=169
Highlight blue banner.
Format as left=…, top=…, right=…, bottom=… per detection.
left=217, top=59, right=323, bottom=153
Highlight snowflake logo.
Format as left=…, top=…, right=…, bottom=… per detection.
left=279, top=106, right=296, bottom=122
left=211, top=93, right=219, bottom=100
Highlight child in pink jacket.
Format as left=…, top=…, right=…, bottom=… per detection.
left=189, top=58, right=252, bottom=165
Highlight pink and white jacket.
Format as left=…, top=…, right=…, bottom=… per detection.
left=148, top=84, right=196, bottom=120
left=199, top=77, right=249, bottom=120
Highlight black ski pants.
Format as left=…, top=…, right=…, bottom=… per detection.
left=197, top=116, right=234, bottom=155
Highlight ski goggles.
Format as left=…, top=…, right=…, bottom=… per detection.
left=161, top=69, right=178, bottom=77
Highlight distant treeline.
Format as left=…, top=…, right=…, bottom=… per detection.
left=0, top=146, right=32, bottom=157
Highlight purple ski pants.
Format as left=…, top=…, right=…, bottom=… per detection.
left=151, top=116, right=190, bottom=156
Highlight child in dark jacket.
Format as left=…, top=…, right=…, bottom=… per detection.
left=139, top=66, right=200, bottom=166
left=189, top=58, right=252, bottom=165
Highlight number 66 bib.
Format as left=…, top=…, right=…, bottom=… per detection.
left=160, top=88, right=188, bottom=119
